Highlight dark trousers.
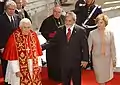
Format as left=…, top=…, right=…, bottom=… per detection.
left=1, top=58, right=8, bottom=79
left=86, top=28, right=94, bottom=70
left=0, top=2, right=4, bottom=15
left=89, top=51, right=93, bottom=69
left=61, top=66, right=81, bottom=85
left=46, top=48, right=62, bottom=82
left=0, top=53, right=9, bottom=85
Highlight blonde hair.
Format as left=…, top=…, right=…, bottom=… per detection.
left=96, top=14, right=109, bottom=26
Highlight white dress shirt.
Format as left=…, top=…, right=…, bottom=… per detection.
left=6, top=12, right=14, bottom=22
left=66, top=24, right=75, bottom=35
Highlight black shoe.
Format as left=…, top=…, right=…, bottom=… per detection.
left=90, top=66, right=93, bottom=70
left=41, top=59, right=47, bottom=66
left=42, top=61, right=47, bottom=66
left=4, top=82, right=11, bottom=85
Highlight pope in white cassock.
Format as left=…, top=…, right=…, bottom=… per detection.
left=3, top=18, right=43, bottom=85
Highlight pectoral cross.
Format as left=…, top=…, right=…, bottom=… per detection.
left=26, top=41, right=30, bottom=53
left=26, top=47, right=30, bottom=53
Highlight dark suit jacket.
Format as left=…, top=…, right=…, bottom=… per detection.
left=42, top=24, right=89, bottom=67
left=0, top=2, right=4, bottom=15
left=15, top=9, right=31, bottom=21
left=39, top=15, right=65, bottom=40
left=0, top=13, right=20, bottom=49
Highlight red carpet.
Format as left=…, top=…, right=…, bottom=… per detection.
left=0, top=66, right=120, bottom=85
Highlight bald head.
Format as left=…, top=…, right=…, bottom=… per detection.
left=53, top=5, right=62, bottom=19
left=19, top=18, right=32, bottom=33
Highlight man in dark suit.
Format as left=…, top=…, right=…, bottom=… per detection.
left=0, top=1, right=20, bottom=85
left=39, top=5, right=65, bottom=83
left=42, top=12, right=89, bottom=85
left=14, top=0, right=31, bottom=21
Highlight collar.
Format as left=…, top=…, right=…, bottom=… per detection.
left=16, top=9, right=22, bottom=12
left=66, top=24, right=75, bottom=34
left=6, top=12, right=14, bottom=22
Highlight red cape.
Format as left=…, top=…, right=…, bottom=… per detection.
left=3, top=28, right=43, bottom=60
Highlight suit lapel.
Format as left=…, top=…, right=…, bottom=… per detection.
left=69, top=25, right=77, bottom=42
left=71, top=26, right=77, bottom=37
left=5, top=13, right=19, bottom=29
left=13, top=14, right=19, bottom=28
left=4, top=13, right=10, bottom=23
left=61, top=26, right=68, bottom=42
left=63, top=26, right=67, bottom=38
left=63, top=25, right=77, bottom=43
left=13, top=15, right=17, bottom=28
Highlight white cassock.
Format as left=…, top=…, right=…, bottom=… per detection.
left=5, top=57, right=42, bottom=85
left=37, top=32, right=47, bottom=62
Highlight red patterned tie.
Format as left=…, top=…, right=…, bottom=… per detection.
left=67, top=28, right=71, bottom=42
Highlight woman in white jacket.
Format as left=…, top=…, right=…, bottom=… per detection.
left=88, top=14, right=116, bottom=85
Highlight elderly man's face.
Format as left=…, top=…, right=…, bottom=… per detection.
left=53, top=7, right=62, bottom=19
left=65, top=15, right=75, bottom=28
left=21, top=22, right=31, bottom=35
left=6, top=5, right=16, bottom=16
left=15, top=0, right=22, bottom=9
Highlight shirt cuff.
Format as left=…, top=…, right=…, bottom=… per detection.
left=38, top=56, right=42, bottom=67
left=9, top=60, right=20, bottom=73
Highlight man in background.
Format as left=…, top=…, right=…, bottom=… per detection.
left=14, top=0, right=31, bottom=21
left=39, top=5, right=65, bottom=83
left=22, top=0, right=27, bottom=8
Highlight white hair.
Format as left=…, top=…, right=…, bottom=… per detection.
left=19, top=18, right=32, bottom=28
left=66, top=12, right=77, bottom=21
left=5, top=0, right=17, bottom=10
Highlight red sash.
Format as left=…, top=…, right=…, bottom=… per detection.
left=14, top=28, right=42, bottom=85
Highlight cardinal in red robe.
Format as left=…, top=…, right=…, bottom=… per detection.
left=3, top=18, right=43, bottom=85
